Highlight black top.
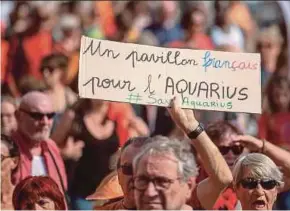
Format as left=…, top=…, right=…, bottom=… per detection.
left=68, top=117, right=119, bottom=198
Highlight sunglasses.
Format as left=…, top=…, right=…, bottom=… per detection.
left=20, top=109, right=55, bottom=121
left=218, top=145, right=244, bottom=155
left=118, top=163, right=133, bottom=176
left=239, top=178, right=278, bottom=190
left=41, top=66, right=58, bottom=73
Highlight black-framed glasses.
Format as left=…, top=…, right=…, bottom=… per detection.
left=134, top=175, right=181, bottom=191
left=239, top=178, right=278, bottom=190
left=118, top=164, right=133, bottom=176
left=218, top=145, right=244, bottom=155
left=20, top=109, right=55, bottom=121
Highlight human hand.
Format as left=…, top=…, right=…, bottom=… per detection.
left=232, top=135, right=263, bottom=152
left=128, top=117, right=150, bottom=136
left=1, top=158, right=17, bottom=204
left=61, top=137, right=85, bottom=161
left=166, top=97, right=199, bottom=134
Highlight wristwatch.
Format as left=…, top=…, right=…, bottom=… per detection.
left=187, top=123, right=204, bottom=139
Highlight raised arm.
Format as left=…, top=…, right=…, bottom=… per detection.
left=167, top=98, right=233, bottom=209
left=233, top=135, right=290, bottom=192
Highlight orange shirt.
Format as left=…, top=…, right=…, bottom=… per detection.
left=8, top=31, right=53, bottom=80
left=1, top=39, right=9, bottom=83
left=108, top=102, right=136, bottom=146
left=95, top=1, right=117, bottom=38
left=227, top=3, right=255, bottom=35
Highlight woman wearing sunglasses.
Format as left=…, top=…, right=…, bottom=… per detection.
left=190, top=121, right=290, bottom=210
left=231, top=135, right=290, bottom=210
left=188, top=121, right=245, bottom=210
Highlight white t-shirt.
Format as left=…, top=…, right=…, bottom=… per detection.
left=211, top=24, right=245, bottom=50
left=31, top=156, right=48, bottom=176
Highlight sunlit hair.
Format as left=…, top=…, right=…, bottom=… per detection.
left=12, top=176, right=66, bottom=210
left=1, top=95, right=18, bottom=108
left=116, top=136, right=163, bottom=169
left=40, top=53, right=69, bottom=73
left=232, top=153, right=284, bottom=187
left=265, top=76, right=290, bottom=113
left=206, top=120, right=242, bottom=144
left=133, top=136, right=198, bottom=181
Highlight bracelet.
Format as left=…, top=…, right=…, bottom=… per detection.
left=187, top=123, right=204, bottom=139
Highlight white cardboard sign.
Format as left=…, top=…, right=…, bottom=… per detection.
left=78, top=36, right=261, bottom=114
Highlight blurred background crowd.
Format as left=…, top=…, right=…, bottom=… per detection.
left=1, top=0, right=290, bottom=210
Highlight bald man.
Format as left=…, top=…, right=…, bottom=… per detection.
left=11, top=91, right=67, bottom=194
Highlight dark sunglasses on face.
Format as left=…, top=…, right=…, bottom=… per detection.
left=118, top=163, right=133, bottom=176
left=41, top=66, right=57, bottom=73
left=218, top=145, right=244, bottom=155
left=20, top=109, right=55, bottom=121
left=239, top=178, right=278, bottom=190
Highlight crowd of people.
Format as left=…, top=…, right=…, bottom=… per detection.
left=1, top=1, right=290, bottom=210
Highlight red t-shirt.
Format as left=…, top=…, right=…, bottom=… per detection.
left=259, top=112, right=290, bottom=149
left=188, top=166, right=238, bottom=210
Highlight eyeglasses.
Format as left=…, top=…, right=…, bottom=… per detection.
left=218, top=145, right=244, bottom=155
left=239, top=178, right=278, bottom=190
left=20, top=109, right=55, bottom=121
left=41, top=66, right=58, bottom=73
left=134, top=175, right=181, bottom=191
left=118, top=164, right=133, bottom=176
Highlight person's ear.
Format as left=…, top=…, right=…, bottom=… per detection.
left=15, top=110, right=21, bottom=122
left=186, top=177, right=196, bottom=198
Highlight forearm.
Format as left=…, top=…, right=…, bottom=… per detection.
left=189, top=123, right=233, bottom=209
left=182, top=119, right=233, bottom=187
left=193, top=131, right=233, bottom=187
left=263, top=140, right=290, bottom=176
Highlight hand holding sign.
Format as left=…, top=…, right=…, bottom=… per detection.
left=79, top=36, right=261, bottom=114
left=167, top=97, right=199, bottom=134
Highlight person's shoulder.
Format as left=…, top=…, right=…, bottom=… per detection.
left=46, top=138, right=61, bottom=152
left=94, top=197, right=124, bottom=210
left=64, top=86, right=77, bottom=105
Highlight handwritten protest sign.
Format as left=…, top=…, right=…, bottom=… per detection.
left=79, top=36, right=261, bottom=114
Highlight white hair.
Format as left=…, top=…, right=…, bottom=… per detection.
left=232, top=153, right=284, bottom=187
left=133, top=136, right=198, bottom=181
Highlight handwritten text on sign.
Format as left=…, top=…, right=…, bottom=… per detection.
left=79, top=36, right=261, bottom=114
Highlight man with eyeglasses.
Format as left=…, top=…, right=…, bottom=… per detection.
left=95, top=136, right=157, bottom=210
left=11, top=91, right=67, bottom=194
left=132, top=98, right=233, bottom=210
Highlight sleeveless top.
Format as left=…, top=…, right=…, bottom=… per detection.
left=68, top=116, right=119, bottom=197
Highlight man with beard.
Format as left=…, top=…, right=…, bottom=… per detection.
left=11, top=91, right=67, bottom=193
